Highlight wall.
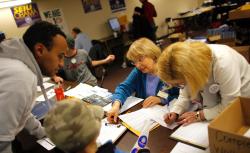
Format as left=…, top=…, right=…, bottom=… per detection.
left=0, top=0, right=203, bottom=39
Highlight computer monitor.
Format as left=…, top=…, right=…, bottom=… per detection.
left=108, top=17, right=120, bottom=32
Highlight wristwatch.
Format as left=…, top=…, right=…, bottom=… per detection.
left=195, top=111, right=201, bottom=121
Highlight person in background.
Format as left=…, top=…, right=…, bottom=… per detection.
left=43, top=98, right=126, bottom=153
left=139, top=0, right=157, bottom=41
left=0, top=21, right=67, bottom=153
left=157, top=42, right=250, bottom=126
left=52, top=37, right=115, bottom=86
left=0, top=32, right=6, bottom=43
left=107, top=38, right=179, bottom=123
left=89, top=40, right=108, bottom=61
left=71, top=27, right=93, bottom=53
left=132, top=7, right=154, bottom=41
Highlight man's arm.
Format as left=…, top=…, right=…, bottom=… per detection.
left=91, top=55, right=115, bottom=67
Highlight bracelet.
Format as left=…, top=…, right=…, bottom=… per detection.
left=195, top=111, right=201, bottom=121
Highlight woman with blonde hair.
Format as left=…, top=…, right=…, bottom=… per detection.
left=107, top=38, right=179, bottom=123
left=157, top=41, right=250, bottom=125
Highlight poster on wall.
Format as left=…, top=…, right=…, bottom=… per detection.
left=10, top=3, right=42, bottom=27
left=82, top=0, right=102, bottom=13
left=42, top=8, right=69, bottom=34
left=109, top=0, right=126, bottom=13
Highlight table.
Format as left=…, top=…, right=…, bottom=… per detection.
left=17, top=81, right=179, bottom=153
left=116, top=127, right=177, bottom=153
left=172, top=6, right=214, bottom=36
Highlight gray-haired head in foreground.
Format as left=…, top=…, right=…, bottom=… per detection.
left=43, top=98, right=104, bottom=153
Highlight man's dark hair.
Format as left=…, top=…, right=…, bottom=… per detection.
left=72, top=27, right=82, bottom=34
left=23, top=21, right=66, bottom=52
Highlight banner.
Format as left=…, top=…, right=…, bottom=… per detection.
left=43, top=8, right=69, bottom=34
left=11, top=3, right=42, bottom=27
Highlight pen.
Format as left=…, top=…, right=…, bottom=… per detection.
left=105, top=122, right=121, bottom=128
left=66, top=86, right=72, bottom=91
left=166, top=102, right=170, bottom=112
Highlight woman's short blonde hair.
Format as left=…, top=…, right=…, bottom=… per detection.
left=127, top=37, right=161, bottom=62
left=157, top=41, right=212, bottom=98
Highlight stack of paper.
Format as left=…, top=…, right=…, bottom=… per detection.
left=64, top=83, right=112, bottom=100
left=170, top=122, right=210, bottom=149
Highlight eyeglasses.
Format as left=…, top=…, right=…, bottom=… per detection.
left=131, top=56, right=145, bottom=66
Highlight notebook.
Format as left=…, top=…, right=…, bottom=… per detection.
left=119, top=105, right=178, bottom=136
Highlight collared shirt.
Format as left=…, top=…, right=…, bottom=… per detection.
left=75, top=33, right=93, bottom=53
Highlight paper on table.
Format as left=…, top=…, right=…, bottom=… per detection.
left=37, top=137, right=55, bottom=151
left=36, top=89, right=55, bottom=101
left=42, top=77, right=50, bottom=82
left=244, top=128, right=250, bottom=138
left=96, top=118, right=126, bottom=145
left=37, top=82, right=55, bottom=92
left=170, top=122, right=210, bottom=149
left=171, top=142, right=210, bottom=153
left=65, top=83, right=112, bottom=99
left=145, top=105, right=178, bottom=129
left=102, top=96, right=143, bottom=113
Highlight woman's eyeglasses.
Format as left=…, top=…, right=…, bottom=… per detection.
left=131, top=56, right=145, bottom=66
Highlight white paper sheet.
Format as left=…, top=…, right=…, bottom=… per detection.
left=96, top=118, right=126, bottom=145
left=171, top=142, right=210, bottom=153
left=36, top=89, right=55, bottom=101
left=244, top=128, right=250, bottom=138
left=37, top=137, right=55, bottom=150
left=170, top=122, right=210, bottom=149
left=42, top=77, right=50, bottom=82
left=102, top=96, right=143, bottom=113
left=118, top=104, right=180, bottom=136
left=37, top=82, right=55, bottom=91
left=64, top=83, right=112, bottom=99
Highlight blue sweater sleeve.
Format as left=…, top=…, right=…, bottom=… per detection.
left=111, top=68, right=140, bottom=105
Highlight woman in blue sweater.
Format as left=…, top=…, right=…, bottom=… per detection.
left=107, top=38, right=179, bottom=123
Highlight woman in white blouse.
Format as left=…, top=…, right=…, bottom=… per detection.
left=157, top=41, right=250, bottom=125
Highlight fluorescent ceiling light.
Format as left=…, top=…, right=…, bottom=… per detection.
left=0, top=0, right=32, bottom=9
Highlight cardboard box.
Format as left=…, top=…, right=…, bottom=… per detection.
left=208, top=97, right=250, bottom=153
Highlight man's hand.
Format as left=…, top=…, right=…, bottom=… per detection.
left=52, top=75, right=63, bottom=83
left=105, top=55, right=115, bottom=63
